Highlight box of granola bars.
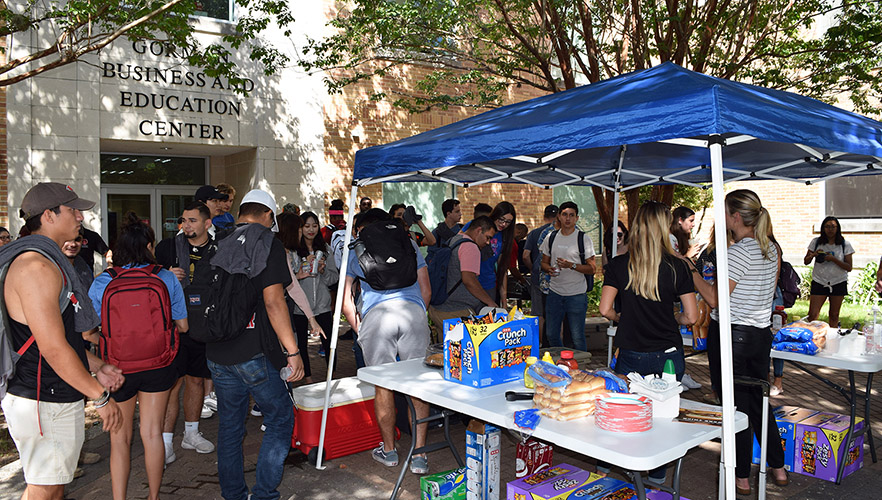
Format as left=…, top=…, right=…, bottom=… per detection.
left=443, top=309, right=538, bottom=388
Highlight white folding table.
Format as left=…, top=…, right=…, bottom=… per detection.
left=770, top=350, right=882, bottom=484
left=358, top=358, right=747, bottom=500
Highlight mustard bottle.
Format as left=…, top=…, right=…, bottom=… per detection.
left=541, top=351, right=553, bottom=363
left=523, top=356, right=538, bottom=389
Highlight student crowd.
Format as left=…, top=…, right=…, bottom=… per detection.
left=2, top=181, right=863, bottom=499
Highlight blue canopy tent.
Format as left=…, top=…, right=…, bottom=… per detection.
left=316, top=62, right=882, bottom=498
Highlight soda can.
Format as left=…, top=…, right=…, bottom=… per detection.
left=311, top=250, right=325, bottom=275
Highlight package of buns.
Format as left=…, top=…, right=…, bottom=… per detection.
left=773, top=320, right=828, bottom=353
left=532, top=369, right=608, bottom=421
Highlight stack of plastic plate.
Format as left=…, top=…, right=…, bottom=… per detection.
left=594, top=393, right=653, bottom=433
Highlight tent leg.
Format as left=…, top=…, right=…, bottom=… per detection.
left=315, top=184, right=360, bottom=470
left=709, top=139, right=736, bottom=499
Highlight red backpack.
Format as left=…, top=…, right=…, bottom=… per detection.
left=99, top=265, right=178, bottom=374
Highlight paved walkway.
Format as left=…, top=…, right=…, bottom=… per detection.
left=2, top=327, right=882, bottom=499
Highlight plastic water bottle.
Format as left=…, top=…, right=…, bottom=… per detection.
left=280, top=366, right=293, bottom=380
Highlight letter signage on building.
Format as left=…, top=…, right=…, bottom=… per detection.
left=101, top=41, right=255, bottom=141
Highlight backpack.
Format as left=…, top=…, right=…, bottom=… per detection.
left=184, top=264, right=259, bottom=343
left=99, top=266, right=178, bottom=374
left=351, top=220, right=418, bottom=290
left=546, top=230, right=594, bottom=290
left=427, top=238, right=478, bottom=306
left=0, top=248, right=71, bottom=399
left=778, top=260, right=801, bottom=308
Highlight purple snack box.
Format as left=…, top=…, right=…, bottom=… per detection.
left=751, top=406, right=819, bottom=470
left=506, top=466, right=600, bottom=500
left=793, top=412, right=864, bottom=482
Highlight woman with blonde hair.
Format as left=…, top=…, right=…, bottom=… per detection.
left=692, top=189, right=788, bottom=495
left=599, top=200, right=697, bottom=485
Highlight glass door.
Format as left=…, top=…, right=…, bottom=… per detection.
left=101, top=186, right=197, bottom=250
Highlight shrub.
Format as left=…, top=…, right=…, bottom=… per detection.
left=848, top=261, right=880, bottom=306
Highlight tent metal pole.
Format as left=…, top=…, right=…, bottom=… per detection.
left=315, top=184, right=360, bottom=470
left=606, top=147, right=624, bottom=366
left=710, top=140, right=736, bottom=499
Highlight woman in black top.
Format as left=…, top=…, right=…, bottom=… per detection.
left=599, top=201, right=697, bottom=484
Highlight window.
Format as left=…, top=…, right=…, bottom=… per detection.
left=825, top=175, right=882, bottom=219
left=193, top=0, right=234, bottom=22
left=100, top=154, right=207, bottom=185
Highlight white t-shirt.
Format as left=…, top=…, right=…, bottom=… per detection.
left=539, top=229, right=595, bottom=296
left=808, top=237, right=854, bottom=286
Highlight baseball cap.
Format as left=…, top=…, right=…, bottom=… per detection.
left=194, top=185, right=228, bottom=202
left=544, top=204, right=559, bottom=218
left=240, top=189, right=279, bottom=232
left=20, top=182, right=95, bottom=220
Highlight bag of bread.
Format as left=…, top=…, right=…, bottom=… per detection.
left=774, top=320, right=829, bottom=344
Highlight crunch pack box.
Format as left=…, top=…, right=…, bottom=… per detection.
left=443, top=315, right=538, bottom=388
left=751, top=406, right=818, bottom=470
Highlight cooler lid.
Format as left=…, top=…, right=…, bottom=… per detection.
left=293, top=376, right=376, bottom=410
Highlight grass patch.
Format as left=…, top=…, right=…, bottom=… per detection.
left=788, top=299, right=873, bottom=329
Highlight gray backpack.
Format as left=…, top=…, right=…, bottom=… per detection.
left=0, top=247, right=71, bottom=399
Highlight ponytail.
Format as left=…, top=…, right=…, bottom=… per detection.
left=725, top=189, right=773, bottom=260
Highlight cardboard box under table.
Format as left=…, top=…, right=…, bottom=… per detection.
left=443, top=315, right=539, bottom=388
left=751, top=406, right=818, bottom=471
left=291, top=376, right=384, bottom=462
left=422, top=467, right=467, bottom=500
left=793, top=412, right=865, bottom=482
left=507, top=464, right=603, bottom=500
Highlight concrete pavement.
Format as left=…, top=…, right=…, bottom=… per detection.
left=2, top=328, right=882, bottom=499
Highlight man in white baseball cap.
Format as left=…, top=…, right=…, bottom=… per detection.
left=205, top=188, right=301, bottom=499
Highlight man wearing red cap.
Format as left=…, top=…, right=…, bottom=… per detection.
left=1, top=182, right=124, bottom=500
left=321, top=199, right=346, bottom=244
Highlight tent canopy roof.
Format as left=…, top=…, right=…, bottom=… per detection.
left=353, top=63, right=882, bottom=190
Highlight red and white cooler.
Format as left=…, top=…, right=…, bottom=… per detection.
left=291, top=376, right=387, bottom=463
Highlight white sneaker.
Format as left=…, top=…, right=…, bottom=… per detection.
left=770, top=385, right=783, bottom=397
left=201, top=403, right=215, bottom=419
left=203, top=392, right=218, bottom=412
left=181, top=431, right=215, bottom=454
left=681, top=373, right=702, bottom=390
left=164, top=442, right=176, bottom=465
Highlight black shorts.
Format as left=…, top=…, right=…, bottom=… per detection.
left=111, top=363, right=177, bottom=403
left=174, top=333, right=211, bottom=379
left=810, top=280, right=848, bottom=297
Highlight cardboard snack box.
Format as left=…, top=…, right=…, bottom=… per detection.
left=507, top=467, right=601, bottom=500
left=793, top=412, right=864, bottom=482
left=751, top=405, right=819, bottom=470
left=467, top=420, right=502, bottom=500
left=422, top=467, right=467, bottom=500
left=444, top=315, right=539, bottom=388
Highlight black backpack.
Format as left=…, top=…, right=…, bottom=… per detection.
left=778, top=260, right=801, bottom=308
left=427, top=238, right=478, bottom=306
left=351, top=220, right=418, bottom=290
left=547, top=229, right=594, bottom=290
left=185, top=263, right=259, bottom=343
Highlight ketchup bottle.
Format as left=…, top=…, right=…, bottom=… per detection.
left=556, top=350, right=578, bottom=371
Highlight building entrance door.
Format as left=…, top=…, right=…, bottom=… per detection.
left=101, top=186, right=196, bottom=250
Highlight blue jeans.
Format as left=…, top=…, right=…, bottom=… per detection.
left=208, top=354, right=294, bottom=500
left=614, top=347, right=685, bottom=381
left=545, top=291, right=588, bottom=351
left=600, top=346, right=685, bottom=482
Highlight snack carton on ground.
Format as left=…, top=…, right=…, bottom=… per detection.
left=444, top=314, right=539, bottom=388
left=421, top=467, right=467, bottom=500
left=751, top=405, right=819, bottom=470
left=644, top=489, right=691, bottom=500
left=506, top=463, right=585, bottom=500
left=506, top=467, right=601, bottom=500
left=515, top=439, right=553, bottom=478
left=467, top=420, right=502, bottom=500
left=793, top=412, right=864, bottom=482
left=557, top=477, right=630, bottom=500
